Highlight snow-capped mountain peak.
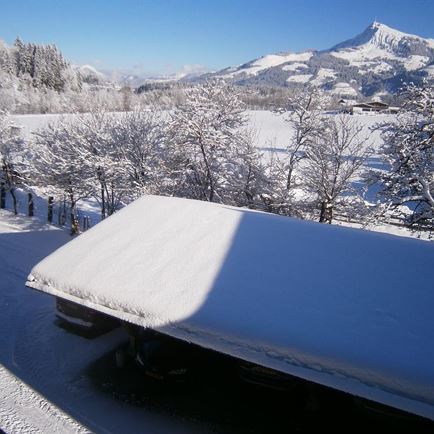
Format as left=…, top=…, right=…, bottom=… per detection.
left=210, top=22, right=434, bottom=98
left=331, top=21, right=434, bottom=55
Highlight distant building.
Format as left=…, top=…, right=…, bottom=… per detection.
left=349, top=101, right=399, bottom=115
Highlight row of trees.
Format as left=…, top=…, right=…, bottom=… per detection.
left=0, top=37, right=138, bottom=114
left=0, top=37, right=74, bottom=92
left=1, top=81, right=432, bottom=234
left=12, top=37, right=72, bottom=91
left=0, top=37, right=191, bottom=115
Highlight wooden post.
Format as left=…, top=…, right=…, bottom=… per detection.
left=28, top=193, right=34, bottom=217
left=70, top=207, right=79, bottom=235
left=83, top=215, right=90, bottom=231
left=47, top=196, right=54, bottom=224
left=59, top=197, right=66, bottom=226
left=71, top=216, right=80, bottom=235
left=101, top=183, right=106, bottom=220
left=0, top=181, right=5, bottom=209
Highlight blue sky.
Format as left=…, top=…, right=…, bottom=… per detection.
left=1, top=0, right=434, bottom=75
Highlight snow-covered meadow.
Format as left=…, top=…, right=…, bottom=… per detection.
left=8, top=109, right=426, bottom=241
left=10, top=109, right=386, bottom=153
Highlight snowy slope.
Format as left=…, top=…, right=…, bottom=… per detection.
left=0, top=212, right=86, bottom=433
left=211, top=21, right=434, bottom=96
left=223, top=51, right=313, bottom=77
left=331, top=21, right=434, bottom=54
left=73, top=64, right=106, bottom=79
left=27, top=195, right=434, bottom=421
left=330, top=22, right=434, bottom=72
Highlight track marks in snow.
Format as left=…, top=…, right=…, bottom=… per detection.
left=0, top=365, right=90, bottom=434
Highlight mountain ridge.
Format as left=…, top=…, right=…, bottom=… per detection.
left=203, top=22, right=434, bottom=98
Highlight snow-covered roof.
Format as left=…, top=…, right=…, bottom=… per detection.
left=26, top=195, right=434, bottom=420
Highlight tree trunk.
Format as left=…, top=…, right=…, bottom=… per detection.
left=319, top=201, right=333, bottom=224
left=319, top=201, right=327, bottom=223
left=110, top=183, right=114, bottom=216
left=198, top=138, right=214, bottom=202
left=327, top=206, right=333, bottom=224
left=47, top=196, right=53, bottom=224
left=10, top=188, right=18, bottom=215
left=101, top=182, right=106, bottom=220
left=244, top=166, right=254, bottom=208
left=286, top=157, right=296, bottom=191
left=286, top=167, right=293, bottom=191
left=70, top=210, right=79, bottom=235
left=28, top=192, right=34, bottom=217
left=62, top=197, right=67, bottom=226
left=69, top=193, right=79, bottom=235
left=0, top=182, right=5, bottom=209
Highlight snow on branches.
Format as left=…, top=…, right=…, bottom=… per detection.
left=167, top=80, right=267, bottom=207
left=372, top=83, right=434, bottom=229
left=10, top=79, right=433, bottom=237
left=302, top=114, right=370, bottom=224
left=30, top=109, right=167, bottom=232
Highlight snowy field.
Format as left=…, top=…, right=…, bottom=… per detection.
left=10, top=109, right=388, bottom=151
left=246, top=110, right=386, bottom=153
left=0, top=210, right=212, bottom=433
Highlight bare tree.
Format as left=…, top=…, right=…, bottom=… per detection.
left=278, top=86, right=329, bottom=192
left=228, top=129, right=270, bottom=209
left=109, top=109, right=167, bottom=202
left=69, top=110, right=123, bottom=219
left=168, top=80, right=248, bottom=204
left=29, top=108, right=168, bottom=230
left=302, top=114, right=370, bottom=224
left=30, top=118, right=95, bottom=233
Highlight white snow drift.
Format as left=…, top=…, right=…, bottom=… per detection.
left=27, top=195, right=434, bottom=420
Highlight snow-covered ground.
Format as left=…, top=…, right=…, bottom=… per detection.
left=220, top=51, right=313, bottom=78
left=10, top=113, right=67, bottom=139
left=10, top=109, right=388, bottom=152
left=0, top=210, right=212, bottom=433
